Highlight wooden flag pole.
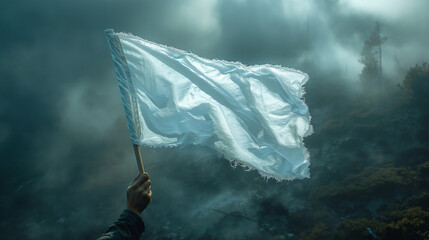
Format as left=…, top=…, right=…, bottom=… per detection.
left=133, top=144, right=145, bottom=173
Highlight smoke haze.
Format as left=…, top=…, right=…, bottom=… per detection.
left=1, top=0, right=428, bottom=239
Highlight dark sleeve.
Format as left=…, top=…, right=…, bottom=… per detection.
left=97, top=209, right=145, bottom=240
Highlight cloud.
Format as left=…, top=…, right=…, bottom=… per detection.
left=162, top=0, right=221, bottom=50
left=338, top=0, right=427, bottom=21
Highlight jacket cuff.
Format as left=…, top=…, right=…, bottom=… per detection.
left=121, top=209, right=145, bottom=233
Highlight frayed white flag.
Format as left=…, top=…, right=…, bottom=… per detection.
left=105, top=29, right=312, bottom=180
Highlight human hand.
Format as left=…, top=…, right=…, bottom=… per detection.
left=126, top=172, right=152, bottom=215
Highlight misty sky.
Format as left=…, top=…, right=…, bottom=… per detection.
left=1, top=0, right=428, bottom=239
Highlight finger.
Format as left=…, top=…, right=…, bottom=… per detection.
left=142, top=189, right=152, bottom=199
left=130, top=172, right=141, bottom=185
left=137, top=180, right=151, bottom=192
left=129, top=172, right=149, bottom=189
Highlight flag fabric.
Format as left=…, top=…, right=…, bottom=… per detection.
left=105, top=29, right=312, bottom=180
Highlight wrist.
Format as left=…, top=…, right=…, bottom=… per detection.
left=126, top=205, right=142, bottom=216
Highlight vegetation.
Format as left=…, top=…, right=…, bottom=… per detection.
left=400, top=62, right=429, bottom=111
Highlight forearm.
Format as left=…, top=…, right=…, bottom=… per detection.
left=97, top=209, right=145, bottom=240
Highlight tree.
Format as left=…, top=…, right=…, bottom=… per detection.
left=359, top=21, right=387, bottom=91
left=400, top=62, right=429, bottom=111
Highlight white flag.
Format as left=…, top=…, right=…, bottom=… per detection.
left=105, top=29, right=312, bottom=180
